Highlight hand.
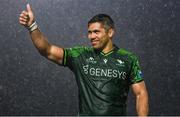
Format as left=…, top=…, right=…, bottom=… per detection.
left=19, top=4, right=35, bottom=27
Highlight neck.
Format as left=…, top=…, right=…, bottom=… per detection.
left=102, top=41, right=114, bottom=53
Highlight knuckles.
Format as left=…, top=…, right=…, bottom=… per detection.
left=19, top=9, right=33, bottom=26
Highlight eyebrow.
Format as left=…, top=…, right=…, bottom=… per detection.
left=88, top=29, right=100, bottom=33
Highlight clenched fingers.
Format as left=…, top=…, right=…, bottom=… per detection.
left=19, top=11, right=29, bottom=26
left=19, top=20, right=26, bottom=25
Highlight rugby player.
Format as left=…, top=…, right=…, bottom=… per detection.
left=19, top=4, right=149, bottom=116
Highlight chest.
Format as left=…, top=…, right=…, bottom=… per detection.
left=73, top=52, right=131, bottom=81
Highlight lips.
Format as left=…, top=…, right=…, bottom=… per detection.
left=91, top=40, right=99, bottom=46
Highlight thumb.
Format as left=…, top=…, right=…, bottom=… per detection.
left=26, top=3, right=35, bottom=26
left=26, top=3, right=32, bottom=12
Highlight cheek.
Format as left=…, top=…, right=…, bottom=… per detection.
left=97, top=33, right=104, bottom=39
left=88, top=33, right=94, bottom=39
left=88, top=34, right=90, bottom=39
left=100, top=34, right=108, bottom=41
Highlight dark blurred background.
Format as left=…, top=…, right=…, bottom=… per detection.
left=0, top=0, right=179, bottom=115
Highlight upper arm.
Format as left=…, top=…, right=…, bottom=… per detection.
left=131, top=81, right=148, bottom=97
left=47, top=45, right=64, bottom=65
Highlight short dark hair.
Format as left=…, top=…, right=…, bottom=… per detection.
left=88, top=14, right=115, bottom=31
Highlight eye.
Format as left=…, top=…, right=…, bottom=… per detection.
left=88, top=31, right=92, bottom=34
left=94, top=30, right=100, bottom=34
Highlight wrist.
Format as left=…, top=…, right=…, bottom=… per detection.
left=27, top=21, right=38, bottom=32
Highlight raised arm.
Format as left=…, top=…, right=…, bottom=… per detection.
left=131, top=81, right=149, bottom=116
left=19, top=4, right=64, bottom=64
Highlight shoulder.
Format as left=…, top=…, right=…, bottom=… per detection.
left=117, top=48, right=138, bottom=61
left=64, top=46, right=93, bottom=57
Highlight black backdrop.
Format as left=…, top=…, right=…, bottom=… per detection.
left=0, top=0, right=179, bottom=115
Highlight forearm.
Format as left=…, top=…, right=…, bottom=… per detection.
left=30, top=29, right=51, bottom=57
left=19, top=4, right=64, bottom=64
left=136, top=92, right=149, bottom=116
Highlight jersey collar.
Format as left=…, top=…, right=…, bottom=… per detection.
left=98, top=45, right=119, bottom=56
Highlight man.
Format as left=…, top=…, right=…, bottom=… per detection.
left=19, top=4, right=149, bottom=116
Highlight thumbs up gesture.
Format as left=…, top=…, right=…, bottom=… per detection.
left=19, top=4, right=35, bottom=27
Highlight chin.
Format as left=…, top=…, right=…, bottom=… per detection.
left=92, top=45, right=102, bottom=51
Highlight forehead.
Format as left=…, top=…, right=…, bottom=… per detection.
left=88, top=22, right=105, bottom=30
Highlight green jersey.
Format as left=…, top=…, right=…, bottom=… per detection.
left=62, top=45, right=143, bottom=116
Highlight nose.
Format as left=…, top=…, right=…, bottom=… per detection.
left=88, top=32, right=96, bottom=40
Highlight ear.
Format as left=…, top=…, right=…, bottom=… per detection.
left=108, top=28, right=115, bottom=38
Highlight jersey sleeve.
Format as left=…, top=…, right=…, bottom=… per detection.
left=62, top=48, right=70, bottom=67
left=62, top=46, right=87, bottom=68
left=129, top=56, right=144, bottom=84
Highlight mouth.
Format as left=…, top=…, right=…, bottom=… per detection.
left=91, top=40, right=99, bottom=46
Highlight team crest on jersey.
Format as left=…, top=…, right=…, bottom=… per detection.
left=116, top=59, right=125, bottom=66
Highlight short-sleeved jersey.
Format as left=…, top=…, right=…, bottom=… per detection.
left=62, top=45, right=143, bottom=116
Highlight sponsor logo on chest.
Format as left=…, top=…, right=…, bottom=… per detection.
left=83, top=65, right=126, bottom=80
left=83, top=57, right=127, bottom=79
